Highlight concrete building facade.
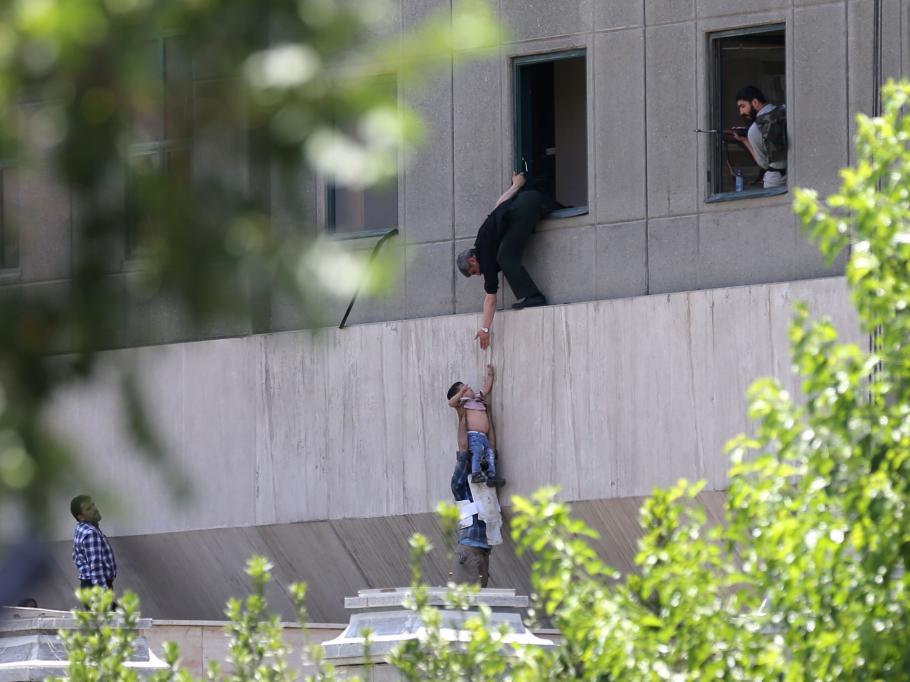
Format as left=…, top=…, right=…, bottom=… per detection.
left=7, top=1, right=907, bottom=621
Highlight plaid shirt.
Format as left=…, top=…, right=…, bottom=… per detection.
left=451, top=451, right=491, bottom=551
left=72, top=522, right=117, bottom=585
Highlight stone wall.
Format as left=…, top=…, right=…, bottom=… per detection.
left=47, top=276, right=859, bottom=539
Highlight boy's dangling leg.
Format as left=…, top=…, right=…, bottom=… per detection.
left=468, top=433, right=486, bottom=484
left=485, top=447, right=505, bottom=488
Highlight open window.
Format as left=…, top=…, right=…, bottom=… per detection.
left=327, top=75, right=399, bottom=236
left=707, top=26, right=786, bottom=200
left=513, top=50, right=588, bottom=218
left=0, top=162, right=17, bottom=271
left=125, top=36, right=192, bottom=257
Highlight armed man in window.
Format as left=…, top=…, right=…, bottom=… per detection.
left=732, top=85, right=788, bottom=189
left=455, top=172, right=556, bottom=350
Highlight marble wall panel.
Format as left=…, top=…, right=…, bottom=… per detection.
left=645, top=0, right=695, bottom=25
left=453, top=50, right=502, bottom=240
left=647, top=215, right=699, bottom=294
left=846, top=0, right=904, bottom=164
left=645, top=23, right=698, bottom=217
left=500, top=0, right=593, bottom=42
left=594, top=28, right=646, bottom=225
left=696, top=204, right=796, bottom=289
left=793, top=218, right=847, bottom=282
left=16, top=161, right=71, bottom=283
left=594, top=221, right=648, bottom=300
left=405, top=241, right=454, bottom=318
left=847, top=0, right=876, bottom=164
left=595, top=0, right=643, bottom=30
left=521, top=225, right=597, bottom=306
left=792, top=5, right=848, bottom=198
left=402, top=70, right=454, bottom=244
left=696, top=0, right=789, bottom=19
left=269, top=162, right=316, bottom=241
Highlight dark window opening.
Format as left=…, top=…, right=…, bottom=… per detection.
left=0, top=164, right=18, bottom=270
left=125, top=146, right=191, bottom=255
left=708, top=26, right=786, bottom=199
left=514, top=51, right=588, bottom=217
left=327, top=75, right=399, bottom=235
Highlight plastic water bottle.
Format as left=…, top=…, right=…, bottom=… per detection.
left=735, top=168, right=744, bottom=192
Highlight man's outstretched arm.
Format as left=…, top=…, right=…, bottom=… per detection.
left=475, top=294, right=497, bottom=349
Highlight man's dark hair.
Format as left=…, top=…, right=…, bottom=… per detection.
left=735, top=85, right=766, bottom=104
left=455, top=248, right=476, bottom=278
left=446, top=382, right=464, bottom=400
left=70, top=494, right=91, bottom=520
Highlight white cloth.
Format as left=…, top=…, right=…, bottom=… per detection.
left=467, top=479, right=503, bottom=546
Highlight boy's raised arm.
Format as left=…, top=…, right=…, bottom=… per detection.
left=447, top=385, right=467, bottom=408
left=482, top=364, right=495, bottom=396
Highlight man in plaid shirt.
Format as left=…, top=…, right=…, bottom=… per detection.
left=70, top=495, right=117, bottom=590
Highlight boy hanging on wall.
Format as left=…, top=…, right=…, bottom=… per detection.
left=446, top=364, right=505, bottom=487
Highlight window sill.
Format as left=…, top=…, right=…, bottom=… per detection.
left=0, top=268, right=21, bottom=283
left=705, top=187, right=788, bottom=204
left=538, top=205, right=590, bottom=232
left=329, top=227, right=399, bottom=242
left=548, top=206, right=588, bottom=219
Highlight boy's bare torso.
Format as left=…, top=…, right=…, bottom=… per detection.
left=461, top=398, right=490, bottom=434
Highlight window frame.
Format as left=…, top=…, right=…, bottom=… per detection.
left=512, top=49, right=589, bottom=219
left=705, top=23, right=788, bottom=204
left=124, top=33, right=193, bottom=260
left=325, top=180, right=400, bottom=238
left=0, top=159, right=18, bottom=273
left=325, top=73, right=401, bottom=238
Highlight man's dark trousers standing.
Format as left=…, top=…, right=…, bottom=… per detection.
left=450, top=450, right=491, bottom=587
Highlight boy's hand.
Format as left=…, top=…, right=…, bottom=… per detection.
left=486, top=364, right=494, bottom=379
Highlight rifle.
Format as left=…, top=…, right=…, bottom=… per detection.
left=693, top=127, right=748, bottom=137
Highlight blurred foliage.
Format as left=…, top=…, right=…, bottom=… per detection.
left=0, top=0, right=498, bottom=533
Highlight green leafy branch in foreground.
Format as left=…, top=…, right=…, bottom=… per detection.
left=502, top=80, right=910, bottom=681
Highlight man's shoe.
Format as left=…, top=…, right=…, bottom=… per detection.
left=486, top=476, right=506, bottom=488
left=511, top=294, right=547, bottom=310
left=471, top=472, right=487, bottom=484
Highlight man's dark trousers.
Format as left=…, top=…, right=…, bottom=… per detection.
left=80, top=579, right=114, bottom=589
left=452, top=545, right=490, bottom=587
left=497, top=189, right=554, bottom=300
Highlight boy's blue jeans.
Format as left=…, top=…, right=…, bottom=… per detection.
left=467, top=431, right=496, bottom=477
